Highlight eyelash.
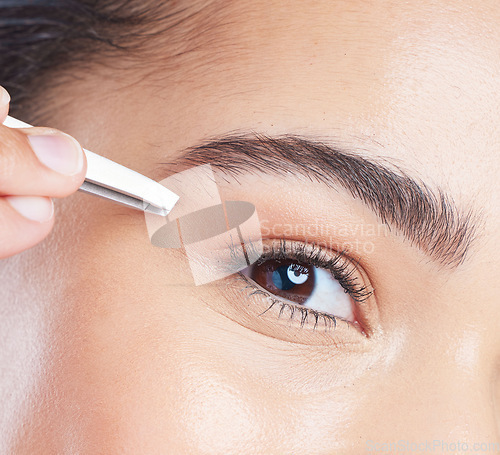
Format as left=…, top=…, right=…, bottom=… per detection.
left=236, top=238, right=373, bottom=330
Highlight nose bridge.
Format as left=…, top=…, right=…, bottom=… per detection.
left=437, top=330, right=500, bottom=440
left=438, top=375, right=499, bottom=443
left=393, top=346, right=500, bottom=443
left=362, top=330, right=500, bottom=445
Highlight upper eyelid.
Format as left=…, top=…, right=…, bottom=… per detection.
left=252, top=238, right=373, bottom=303
left=158, top=134, right=480, bottom=269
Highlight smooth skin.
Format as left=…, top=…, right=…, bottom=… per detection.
left=0, top=0, right=499, bottom=453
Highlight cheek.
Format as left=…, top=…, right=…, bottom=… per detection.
left=4, top=202, right=266, bottom=452
left=3, top=199, right=381, bottom=452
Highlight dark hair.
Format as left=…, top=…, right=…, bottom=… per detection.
left=0, top=0, right=210, bottom=119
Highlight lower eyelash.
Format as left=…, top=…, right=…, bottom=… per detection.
left=238, top=272, right=340, bottom=331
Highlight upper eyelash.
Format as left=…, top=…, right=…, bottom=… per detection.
left=253, top=238, right=373, bottom=303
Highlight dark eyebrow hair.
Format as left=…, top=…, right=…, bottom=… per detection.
left=158, top=134, right=480, bottom=269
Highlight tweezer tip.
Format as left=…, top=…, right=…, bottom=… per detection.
left=143, top=203, right=171, bottom=216
left=154, top=186, right=180, bottom=215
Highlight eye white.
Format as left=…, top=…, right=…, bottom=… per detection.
left=302, top=268, right=354, bottom=321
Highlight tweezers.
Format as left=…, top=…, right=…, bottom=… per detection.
left=3, top=115, right=179, bottom=216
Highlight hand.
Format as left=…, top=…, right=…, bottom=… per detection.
left=0, top=86, right=87, bottom=258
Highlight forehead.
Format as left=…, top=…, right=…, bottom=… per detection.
left=151, top=0, right=500, bottom=190
left=60, top=0, right=500, bottom=259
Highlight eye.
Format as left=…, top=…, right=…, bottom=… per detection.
left=213, top=238, right=376, bottom=342
left=242, top=258, right=355, bottom=322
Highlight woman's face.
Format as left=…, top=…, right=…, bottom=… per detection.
left=2, top=0, right=500, bottom=453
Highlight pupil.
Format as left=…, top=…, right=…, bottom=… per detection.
left=272, top=265, right=296, bottom=290
left=271, top=263, right=309, bottom=290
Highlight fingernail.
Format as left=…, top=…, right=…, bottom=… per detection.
left=0, top=87, right=10, bottom=107
left=5, top=196, right=54, bottom=223
left=28, top=133, right=84, bottom=176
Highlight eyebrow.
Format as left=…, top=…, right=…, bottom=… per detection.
left=157, top=134, right=480, bottom=269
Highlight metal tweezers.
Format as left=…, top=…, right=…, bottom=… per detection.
left=3, top=115, right=179, bottom=216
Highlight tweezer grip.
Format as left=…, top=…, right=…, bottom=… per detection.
left=2, top=116, right=149, bottom=202
left=2, top=115, right=179, bottom=214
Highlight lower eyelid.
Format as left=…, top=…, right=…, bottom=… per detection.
left=269, top=300, right=339, bottom=331
left=238, top=272, right=351, bottom=333
left=200, top=271, right=374, bottom=348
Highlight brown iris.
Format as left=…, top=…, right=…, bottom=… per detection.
left=249, top=259, right=316, bottom=304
